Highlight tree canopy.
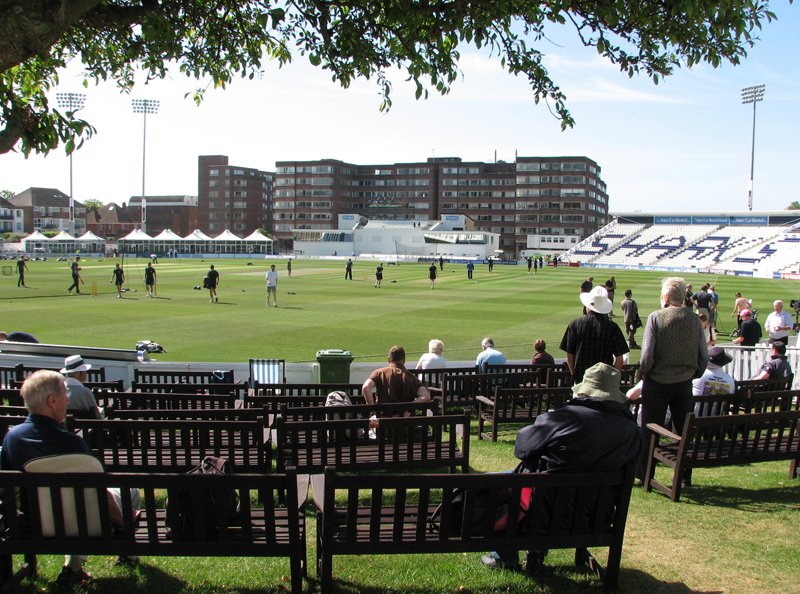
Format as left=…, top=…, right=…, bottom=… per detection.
left=788, top=201, right=800, bottom=210
left=0, top=0, right=780, bottom=156
left=82, top=198, right=104, bottom=212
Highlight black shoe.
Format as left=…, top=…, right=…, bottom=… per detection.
left=524, top=550, right=547, bottom=572
left=480, top=554, right=520, bottom=571
left=56, top=566, right=92, bottom=586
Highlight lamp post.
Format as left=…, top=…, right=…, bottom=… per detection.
left=741, top=84, right=765, bottom=212
left=131, top=99, right=159, bottom=233
left=55, top=92, right=86, bottom=236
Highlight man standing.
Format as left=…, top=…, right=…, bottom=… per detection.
left=467, top=261, right=474, bottom=280
left=693, top=284, right=713, bottom=316
left=60, top=355, right=103, bottom=419
left=144, top=262, right=156, bottom=298
left=362, top=346, right=431, bottom=404
left=206, top=264, right=219, bottom=303
left=637, top=277, right=707, bottom=482
left=733, top=309, right=762, bottom=347
left=476, top=337, right=506, bottom=371
left=580, top=276, right=593, bottom=315
left=428, top=262, right=437, bottom=289
left=526, top=256, right=532, bottom=274
left=1, top=370, right=139, bottom=584
left=375, top=263, right=383, bottom=288
left=68, top=255, right=82, bottom=295
left=533, top=257, right=537, bottom=274
left=684, top=283, right=694, bottom=311
left=764, top=300, right=793, bottom=344
left=732, top=291, right=752, bottom=330
left=708, top=284, right=720, bottom=329
left=538, top=256, right=543, bottom=270
left=560, top=286, right=629, bottom=383
left=752, top=341, right=793, bottom=380
left=16, top=256, right=28, bottom=287
left=345, top=259, right=353, bottom=280
left=266, top=264, right=278, bottom=307
left=110, top=263, right=125, bottom=298
left=439, top=256, right=444, bottom=271
left=487, top=257, right=494, bottom=272
left=620, top=289, right=640, bottom=348
left=481, top=362, right=641, bottom=571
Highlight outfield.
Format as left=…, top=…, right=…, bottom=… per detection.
left=2, top=257, right=798, bottom=364
left=3, top=257, right=800, bottom=593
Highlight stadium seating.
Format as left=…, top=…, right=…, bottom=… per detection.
left=593, top=225, right=718, bottom=266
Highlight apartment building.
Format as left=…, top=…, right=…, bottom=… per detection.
left=7, top=188, right=86, bottom=235
left=0, top=197, right=24, bottom=234
left=271, top=156, right=608, bottom=254
left=197, top=155, right=274, bottom=237
left=126, top=195, right=198, bottom=237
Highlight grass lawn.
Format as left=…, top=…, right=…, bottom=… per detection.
left=3, top=257, right=800, bottom=593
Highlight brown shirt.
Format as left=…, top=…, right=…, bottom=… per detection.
left=368, top=363, right=423, bottom=404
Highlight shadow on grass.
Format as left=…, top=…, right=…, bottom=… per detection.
left=680, top=484, right=800, bottom=512
left=90, top=563, right=187, bottom=594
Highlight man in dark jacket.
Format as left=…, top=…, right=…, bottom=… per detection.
left=481, top=362, right=641, bottom=571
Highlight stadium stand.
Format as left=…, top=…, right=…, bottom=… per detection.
left=593, top=225, right=718, bottom=266
left=567, top=222, right=646, bottom=263
left=664, top=226, right=783, bottom=268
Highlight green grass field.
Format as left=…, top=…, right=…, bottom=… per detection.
left=3, top=257, right=799, bottom=364
left=3, top=257, right=800, bottom=593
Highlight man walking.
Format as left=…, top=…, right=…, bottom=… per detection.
left=110, top=263, right=125, bottom=298
left=206, top=264, right=219, bottom=303
left=266, top=263, right=278, bottom=307
left=67, top=255, right=82, bottom=295
left=16, top=256, right=28, bottom=287
left=620, top=289, right=640, bottom=348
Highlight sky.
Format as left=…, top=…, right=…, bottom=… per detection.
left=1, top=2, right=798, bottom=214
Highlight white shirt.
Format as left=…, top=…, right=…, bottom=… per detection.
left=764, top=310, right=793, bottom=340
left=266, top=270, right=278, bottom=287
left=692, top=366, right=735, bottom=396
left=416, top=353, right=447, bottom=370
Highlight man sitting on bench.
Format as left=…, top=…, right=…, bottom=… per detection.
left=482, top=362, right=641, bottom=572
left=362, top=346, right=431, bottom=404
left=0, top=370, right=140, bottom=586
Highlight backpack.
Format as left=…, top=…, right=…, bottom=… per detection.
left=166, top=456, right=240, bottom=541
left=429, top=464, right=533, bottom=537
left=325, top=391, right=362, bottom=439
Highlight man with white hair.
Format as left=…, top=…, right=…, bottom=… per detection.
left=637, top=277, right=707, bottom=482
left=560, top=286, right=628, bottom=384
left=764, top=300, right=793, bottom=344
left=416, top=339, right=447, bottom=369
left=476, top=337, right=506, bottom=371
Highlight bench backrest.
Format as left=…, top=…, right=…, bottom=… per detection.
left=276, top=410, right=470, bottom=474
left=409, top=367, right=477, bottom=389
left=734, top=376, right=794, bottom=398
left=316, top=463, right=634, bottom=553
left=0, top=388, right=23, bottom=407
left=133, top=369, right=236, bottom=384
left=16, top=364, right=105, bottom=383
left=440, top=371, right=542, bottom=412
left=488, top=386, right=574, bottom=421
left=105, top=408, right=263, bottom=421
left=692, top=389, right=800, bottom=418
left=0, top=366, right=19, bottom=389
left=277, top=401, right=440, bottom=423
left=131, top=381, right=246, bottom=397
left=98, top=391, right=241, bottom=411
left=246, top=383, right=364, bottom=401
left=678, top=410, right=800, bottom=465
left=72, top=418, right=268, bottom=473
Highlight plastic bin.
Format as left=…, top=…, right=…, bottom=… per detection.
left=315, top=349, right=354, bottom=384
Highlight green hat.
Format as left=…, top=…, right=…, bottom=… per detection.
left=571, top=362, right=627, bottom=404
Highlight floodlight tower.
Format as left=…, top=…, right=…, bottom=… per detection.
left=55, top=92, right=86, bottom=236
left=131, top=99, right=159, bottom=233
left=741, top=84, right=765, bottom=212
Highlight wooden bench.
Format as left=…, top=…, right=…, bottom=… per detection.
left=9, top=379, right=124, bottom=393
left=276, top=410, right=471, bottom=474
left=312, top=464, right=636, bottom=593
left=245, top=383, right=364, bottom=403
left=0, top=468, right=306, bottom=593
left=131, top=380, right=247, bottom=398
left=105, top=407, right=265, bottom=422
left=644, top=409, right=800, bottom=502
left=433, top=371, right=544, bottom=413
left=409, top=366, right=477, bottom=389
left=15, top=364, right=106, bottom=383
left=477, top=386, right=574, bottom=442
left=97, top=391, right=242, bottom=411
left=71, top=418, right=270, bottom=473
left=0, top=389, right=23, bottom=407
left=133, top=369, right=237, bottom=385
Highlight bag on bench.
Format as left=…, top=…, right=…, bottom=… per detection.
left=166, top=456, right=241, bottom=540
left=325, top=390, right=363, bottom=440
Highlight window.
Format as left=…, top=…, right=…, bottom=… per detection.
left=275, top=190, right=295, bottom=198
left=562, top=163, right=587, bottom=171
left=560, top=189, right=585, bottom=198
left=233, top=169, right=244, bottom=175
left=234, top=223, right=245, bottom=230
left=233, top=201, right=247, bottom=208
left=209, top=169, right=219, bottom=176
left=209, top=191, right=219, bottom=198
left=312, top=201, right=332, bottom=209
left=209, top=201, right=218, bottom=209
left=274, top=201, right=295, bottom=209
left=209, top=180, right=219, bottom=187
left=276, top=178, right=295, bottom=186
left=561, top=176, right=585, bottom=184
left=209, top=213, right=218, bottom=219
left=276, top=167, right=295, bottom=174
left=516, top=162, right=540, bottom=171
left=234, top=180, right=248, bottom=187
left=209, top=223, right=218, bottom=230
left=233, top=212, right=247, bottom=219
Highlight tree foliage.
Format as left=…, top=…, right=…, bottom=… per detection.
left=788, top=201, right=800, bottom=210
left=82, top=198, right=104, bottom=212
left=0, top=0, right=781, bottom=156
left=1, top=189, right=15, bottom=201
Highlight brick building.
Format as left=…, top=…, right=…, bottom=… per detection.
left=197, top=156, right=274, bottom=237
left=126, top=195, right=198, bottom=237
left=7, top=188, right=86, bottom=235
left=86, top=202, right=140, bottom=239
left=271, top=156, right=608, bottom=254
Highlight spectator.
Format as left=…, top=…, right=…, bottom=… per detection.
left=693, top=347, right=735, bottom=396
left=708, top=284, right=720, bottom=329
left=637, top=277, right=707, bottom=482
left=481, top=362, right=641, bottom=571
left=580, top=276, right=594, bottom=315
left=751, top=341, right=793, bottom=380
left=0, top=370, right=140, bottom=584
left=362, top=346, right=431, bottom=404
left=60, top=355, right=103, bottom=419
left=733, top=309, right=762, bottom=347
left=560, top=286, right=628, bottom=384
left=699, top=313, right=717, bottom=347
left=764, top=300, right=793, bottom=344
left=620, top=289, right=640, bottom=349
left=476, top=337, right=506, bottom=371
left=605, top=276, right=616, bottom=317
left=684, top=283, right=694, bottom=311
left=4, top=331, right=39, bottom=343
left=530, top=339, right=555, bottom=366
left=416, top=340, right=447, bottom=370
